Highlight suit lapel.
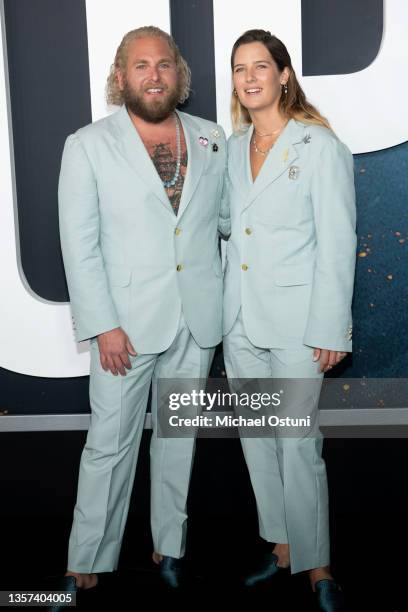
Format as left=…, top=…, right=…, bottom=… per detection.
left=228, top=127, right=252, bottom=202
left=112, top=105, right=174, bottom=216
left=243, top=119, right=307, bottom=211
left=175, top=111, right=206, bottom=221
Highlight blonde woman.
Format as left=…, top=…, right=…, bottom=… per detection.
left=222, top=29, right=356, bottom=611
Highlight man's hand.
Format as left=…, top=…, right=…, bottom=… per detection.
left=97, top=327, right=137, bottom=376
left=313, top=348, right=348, bottom=373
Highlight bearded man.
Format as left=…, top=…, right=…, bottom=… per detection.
left=55, top=26, right=227, bottom=597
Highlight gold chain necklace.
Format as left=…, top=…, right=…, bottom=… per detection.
left=252, top=135, right=271, bottom=156
left=252, top=121, right=288, bottom=156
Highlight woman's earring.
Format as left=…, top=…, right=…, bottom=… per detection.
left=233, top=89, right=238, bottom=97
left=282, top=82, right=288, bottom=95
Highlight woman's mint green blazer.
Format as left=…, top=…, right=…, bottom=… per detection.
left=223, top=118, right=357, bottom=352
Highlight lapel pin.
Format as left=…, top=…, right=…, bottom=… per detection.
left=199, top=136, right=209, bottom=147
left=282, top=148, right=289, bottom=162
left=303, top=134, right=311, bottom=144
left=211, top=129, right=220, bottom=138
left=212, top=143, right=219, bottom=152
left=288, top=165, right=300, bottom=180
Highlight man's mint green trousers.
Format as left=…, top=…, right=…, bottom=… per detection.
left=67, top=312, right=214, bottom=573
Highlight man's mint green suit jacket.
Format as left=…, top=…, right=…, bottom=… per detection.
left=58, top=105, right=226, bottom=353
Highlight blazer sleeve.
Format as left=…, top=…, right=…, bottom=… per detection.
left=218, top=130, right=231, bottom=238
left=218, top=173, right=231, bottom=238
left=217, top=127, right=231, bottom=238
left=58, top=134, right=120, bottom=342
left=303, top=137, right=357, bottom=352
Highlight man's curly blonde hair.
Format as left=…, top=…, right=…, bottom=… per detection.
left=106, top=26, right=191, bottom=106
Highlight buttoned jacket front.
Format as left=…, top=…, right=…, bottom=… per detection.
left=58, top=105, right=226, bottom=353
left=223, top=119, right=357, bottom=352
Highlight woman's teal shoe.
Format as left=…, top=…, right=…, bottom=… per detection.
left=244, top=552, right=288, bottom=587
left=314, top=579, right=345, bottom=611
left=159, top=556, right=187, bottom=589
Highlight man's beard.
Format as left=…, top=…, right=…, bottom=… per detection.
left=123, top=80, right=180, bottom=123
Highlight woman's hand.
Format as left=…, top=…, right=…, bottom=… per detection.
left=313, top=348, right=348, bottom=373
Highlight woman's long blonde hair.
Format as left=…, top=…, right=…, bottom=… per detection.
left=106, top=26, right=191, bottom=106
left=231, top=29, right=330, bottom=132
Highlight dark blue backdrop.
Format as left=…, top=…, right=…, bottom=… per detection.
left=0, top=0, right=406, bottom=416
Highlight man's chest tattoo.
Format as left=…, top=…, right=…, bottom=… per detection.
left=150, top=141, right=188, bottom=215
